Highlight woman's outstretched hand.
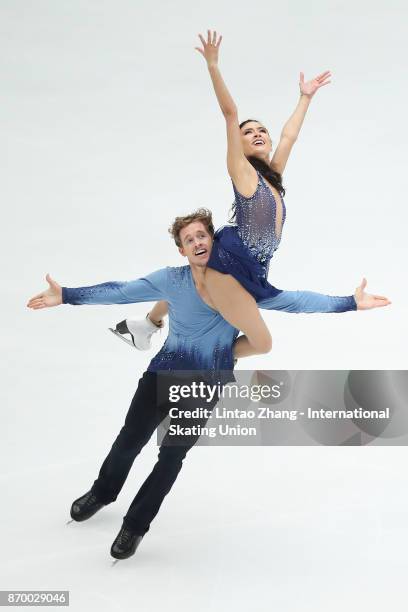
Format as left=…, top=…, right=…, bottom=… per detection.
left=299, top=70, right=331, bottom=98
left=27, top=274, right=63, bottom=310
left=195, top=30, right=222, bottom=67
left=354, top=278, right=391, bottom=310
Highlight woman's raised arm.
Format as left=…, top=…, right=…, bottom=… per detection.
left=195, top=30, right=254, bottom=183
left=270, top=70, right=332, bottom=175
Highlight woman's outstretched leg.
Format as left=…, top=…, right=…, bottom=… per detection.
left=204, top=268, right=272, bottom=358
left=148, top=301, right=168, bottom=326
left=112, top=301, right=168, bottom=349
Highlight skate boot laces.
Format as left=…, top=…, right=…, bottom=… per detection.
left=118, top=526, right=134, bottom=544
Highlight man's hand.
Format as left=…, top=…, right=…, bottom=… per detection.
left=354, top=278, right=391, bottom=310
left=195, top=30, right=222, bottom=67
left=27, top=274, right=63, bottom=310
left=299, top=70, right=331, bottom=98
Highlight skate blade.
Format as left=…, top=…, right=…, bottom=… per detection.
left=108, top=328, right=136, bottom=349
left=66, top=519, right=74, bottom=525
left=111, top=559, right=120, bottom=566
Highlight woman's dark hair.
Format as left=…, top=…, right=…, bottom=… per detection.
left=230, top=119, right=286, bottom=221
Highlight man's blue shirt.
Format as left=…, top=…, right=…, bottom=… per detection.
left=62, top=265, right=356, bottom=372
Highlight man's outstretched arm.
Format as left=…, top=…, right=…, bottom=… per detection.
left=258, top=279, right=391, bottom=313
left=27, top=269, right=169, bottom=310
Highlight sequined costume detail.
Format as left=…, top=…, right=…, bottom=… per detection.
left=207, top=171, right=286, bottom=300
left=234, top=172, right=286, bottom=271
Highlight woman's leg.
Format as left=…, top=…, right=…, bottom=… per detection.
left=117, top=301, right=168, bottom=332
left=148, top=301, right=168, bottom=326
left=112, top=301, right=169, bottom=350
left=233, top=334, right=264, bottom=359
left=204, top=268, right=272, bottom=358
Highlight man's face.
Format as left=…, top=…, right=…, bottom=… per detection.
left=178, top=221, right=213, bottom=267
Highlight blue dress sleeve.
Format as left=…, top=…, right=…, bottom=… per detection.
left=258, top=289, right=357, bottom=313
left=62, top=268, right=168, bottom=305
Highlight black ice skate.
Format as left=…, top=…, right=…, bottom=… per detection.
left=110, top=523, right=144, bottom=560
left=70, top=490, right=105, bottom=522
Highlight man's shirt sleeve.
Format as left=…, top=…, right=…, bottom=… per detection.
left=62, top=268, right=168, bottom=305
left=258, top=289, right=357, bottom=313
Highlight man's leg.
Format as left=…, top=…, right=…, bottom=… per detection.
left=90, top=371, right=164, bottom=504
left=122, top=444, right=190, bottom=535
left=122, top=380, right=217, bottom=535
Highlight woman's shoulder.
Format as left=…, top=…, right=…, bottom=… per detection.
left=231, top=170, right=262, bottom=201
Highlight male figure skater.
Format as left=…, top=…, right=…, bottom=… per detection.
left=27, top=209, right=389, bottom=560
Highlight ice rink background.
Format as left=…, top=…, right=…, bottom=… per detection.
left=1, top=0, right=407, bottom=610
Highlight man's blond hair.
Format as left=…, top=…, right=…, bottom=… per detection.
left=169, top=208, right=215, bottom=247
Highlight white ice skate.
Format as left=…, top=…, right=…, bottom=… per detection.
left=109, top=317, right=161, bottom=351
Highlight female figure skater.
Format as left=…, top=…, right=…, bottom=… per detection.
left=112, top=30, right=389, bottom=357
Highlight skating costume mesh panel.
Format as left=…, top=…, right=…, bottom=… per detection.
left=207, top=171, right=286, bottom=300
left=233, top=172, right=286, bottom=276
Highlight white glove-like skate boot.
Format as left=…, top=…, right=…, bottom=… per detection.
left=109, top=316, right=162, bottom=350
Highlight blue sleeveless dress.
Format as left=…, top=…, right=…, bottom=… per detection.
left=207, top=171, right=286, bottom=301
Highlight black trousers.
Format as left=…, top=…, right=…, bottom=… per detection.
left=90, top=370, right=216, bottom=535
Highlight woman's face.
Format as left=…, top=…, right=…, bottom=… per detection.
left=240, top=121, right=272, bottom=161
